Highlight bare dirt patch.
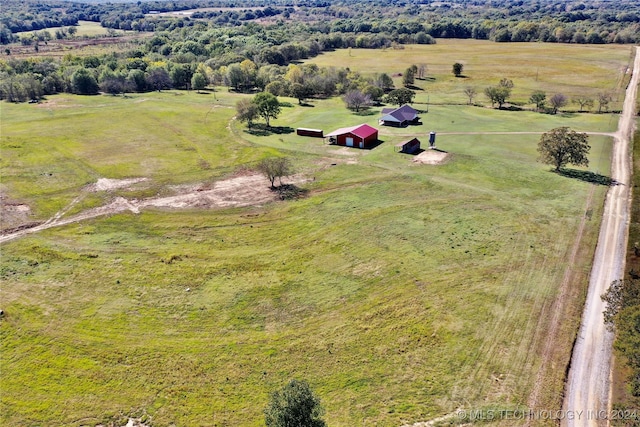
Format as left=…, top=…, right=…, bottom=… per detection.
left=35, top=99, right=81, bottom=109
left=89, top=177, right=149, bottom=192
left=140, top=174, right=280, bottom=209
left=0, top=191, right=33, bottom=232
left=0, top=173, right=309, bottom=243
left=412, top=149, right=450, bottom=165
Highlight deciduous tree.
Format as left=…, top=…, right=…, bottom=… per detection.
left=385, top=87, right=415, bottom=106
left=452, top=62, right=463, bottom=77
left=343, top=89, right=372, bottom=112
left=484, top=86, right=510, bottom=108
left=253, top=92, right=281, bottom=127
left=146, top=68, right=171, bottom=91
left=264, top=379, right=326, bottom=427
left=374, top=73, right=394, bottom=91
left=71, top=68, right=99, bottom=95
left=537, top=126, right=590, bottom=171
left=236, top=98, right=258, bottom=128
left=402, top=67, right=415, bottom=87
left=572, top=96, right=594, bottom=112
left=258, top=157, right=293, bottom=189
left=530, top=90, right=546, bottom=111
left=598, top=92, right=611, bottom=113
left=549, top=93, right=568, bottom=114
left=290, top=82, right=312, bottom=105
left=417, top=63, right=427, bottom=79
left=191, top=72, right=207, bottom=93
left=463, top=86, right=477, bottom=105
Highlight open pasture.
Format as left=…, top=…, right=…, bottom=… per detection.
left=307, top=40, right=633, bottom=110
left=0, top=40, right=630, bottom=426
left=5, top=22, right=144, bottom=58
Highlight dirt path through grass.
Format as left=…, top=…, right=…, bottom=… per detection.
left=0, top=173, right=299, bottom=244
left=562, top=46, right=639, bottom=427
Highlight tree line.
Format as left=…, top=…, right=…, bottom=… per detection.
left=2, top=0, right=640, bottom=46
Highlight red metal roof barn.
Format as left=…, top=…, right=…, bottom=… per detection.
left=325, top=124, right=379, bottom=149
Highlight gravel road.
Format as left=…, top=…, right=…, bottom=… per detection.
left=562, top=46, right=639, bottom=427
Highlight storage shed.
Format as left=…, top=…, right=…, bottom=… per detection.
left=395, top=138, right=421, bottom=154
left=297, top=128, right=324, bottom=138
left=325, top=124, right=379, bottom=149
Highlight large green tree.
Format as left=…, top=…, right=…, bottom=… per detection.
left=385, top=87, right=415, bottom=106
left=264, top=379, right=326, bottom=427
left=484, top=86, right=510, bottom=108
left=530, top=90, right=546, bottom=111
left=402, top=66, right=415, bottom=87
left=71, top=68, right=99, bottom=95
left=452, top=62, right=463, bottom=77
left=191, top=72, right=207, bottom=92
left=253, top=92, right=281, bottom=127
left=236, top=98, right=259, bottom=128
left=537, top=127, right=590, bottom=171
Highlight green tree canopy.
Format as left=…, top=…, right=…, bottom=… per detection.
left=236, top=98, right=259, bottom=128
left=484, top=85, right=511, bottom=108
left=402, top=67, right=415, bottom=87
left=537, top=127, right=590, bottom=171
left=452, top=62, right=463, bottom=77
left=191, top=72, right=207, bottom=92
left=530, top=90, right=546, bottom=111
left=253, top=92, right=281, bottom=127
left=264, top=379, right=326, bottom=427
left=385, top=87, right=415, bottom=106
left=71, top=68, right=99, bottom=95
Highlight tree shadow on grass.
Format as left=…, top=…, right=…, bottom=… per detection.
left=499, top=105, right=524, bottom=111
left=556, top=168, right=615, bottom=186
left=352, top=109, right=376, bottom=116
left=245, top=124, right=295, bottom=136
left=272, top=184, right=309, bottom=200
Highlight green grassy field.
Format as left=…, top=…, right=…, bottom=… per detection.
left=0, top=41, right=632, bottom=426
left=15, top=20, right=128, bottom=37
left=307, top=41, right=634, bottom=110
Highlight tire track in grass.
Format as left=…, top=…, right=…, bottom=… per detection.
left=526, top=184, right=596, bottom=423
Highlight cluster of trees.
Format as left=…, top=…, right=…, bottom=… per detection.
left=602, top=278, right=640, bottom=397
left=236, top=91, right=281, bottom=128
left=456, top=78, right=612, bottom=114
left=0, top=55, right=200, bottom=101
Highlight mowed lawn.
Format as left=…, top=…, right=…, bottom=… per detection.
left=0, top=40, right=630, bottom=426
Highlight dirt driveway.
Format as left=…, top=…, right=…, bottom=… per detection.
left=562, top=46, right=640, bottom=427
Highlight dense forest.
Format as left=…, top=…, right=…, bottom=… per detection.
left=3, top=0, right=640, bottom=43
left=1, top=0, right=640, bottom=102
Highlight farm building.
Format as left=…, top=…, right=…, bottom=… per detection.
left=379, top=105, right=420, bottom=127
left=395, top=138, right=421, bottom=154
left=326, top=124, right=379, bottom=149
left=296, top=128, right=324, bottom=137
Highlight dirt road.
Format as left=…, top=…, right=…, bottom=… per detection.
left=562, top=47, right=639, bottom=426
